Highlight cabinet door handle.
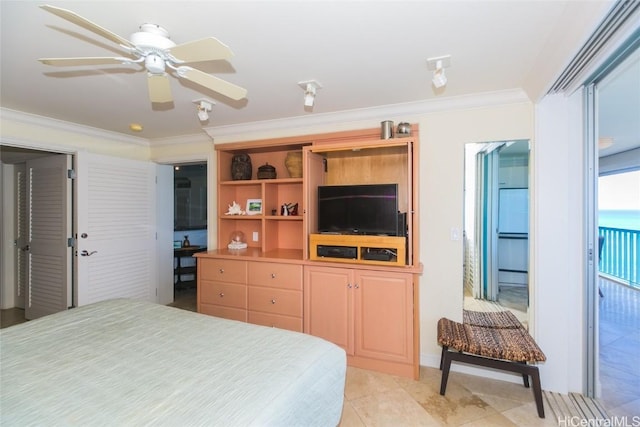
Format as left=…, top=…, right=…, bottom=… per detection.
left=219, top=292, right=224, bottom=298
left=271, top=299, right=276, bottom=304
left=354, top=283, right=359, bottom=289
left=347, top=284, right=352, bottom=289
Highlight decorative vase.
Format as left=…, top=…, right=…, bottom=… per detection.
left=285, top=151, right=303, bottom=178
left=231, top=154, right=252, bottom=180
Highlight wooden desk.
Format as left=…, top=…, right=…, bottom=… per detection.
left=174, top=246, right=207, bottom=290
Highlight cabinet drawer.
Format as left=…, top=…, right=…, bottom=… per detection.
left=200, top=281, right=247, bottom=309
left=248, top=287, right=302, bottom=317
left=200, top=304, right=247, bottom=322
left=249, top=312, right=302, bottom=332
left=248, top=262, right=302, bottom=290
left=199, top=259, right=247, bottom=284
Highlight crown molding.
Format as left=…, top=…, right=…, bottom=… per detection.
left=0, top=108, right=150, bottom=147
left=204, top=89, right=530, bottom=142
left=148, top=132, right=214, bottom=147
left=2, top=88, right=530, bottom=148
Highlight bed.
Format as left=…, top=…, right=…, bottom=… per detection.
left=0, top=298, right=346, bottom=426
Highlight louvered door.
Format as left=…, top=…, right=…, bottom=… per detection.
left=75, top=152, right=156, bottom=306
left=14, top=164, right=27, bottom=309
left=25, top=155, right=72, bottom=319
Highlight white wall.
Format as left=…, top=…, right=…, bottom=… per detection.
left=533, top=91, right=586, bottom=394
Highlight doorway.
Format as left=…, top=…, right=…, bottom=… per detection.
left=463, top=140, right=530, bottom=327
left=587, top=43, right=640, bottom=411
left=170, top=163, right=207, bottom=312
left=0, top=146, right=72, bottom=324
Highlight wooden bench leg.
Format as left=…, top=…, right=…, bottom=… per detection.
left=530, top=367, right=545, bottom=418
left=439, top=346, right=448, bottom=370
left=438, top=350, right=545, bottom=418
left=519, top=362, right=530, bottom=388
left=439, top=349, right=453, bottom=395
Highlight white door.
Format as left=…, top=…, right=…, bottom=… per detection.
left=25, top=155, right=72, bottom=319
left=14, top=163, right=27, bottom=309
left=75, top=152, right=157, bottom=306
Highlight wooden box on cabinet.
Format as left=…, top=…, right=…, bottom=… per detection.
left=303, top=265, right=417, bottom=379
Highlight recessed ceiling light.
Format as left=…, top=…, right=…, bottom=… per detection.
left=129, top=123, right=143, bottom=132
left=598, top=137, right=614, bottom=149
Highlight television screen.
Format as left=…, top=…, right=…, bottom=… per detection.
left=317, top=184, right=400, bottom=235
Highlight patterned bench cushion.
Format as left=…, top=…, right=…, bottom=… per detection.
left=437, top=317, right=546, bottom=363
left=463, top=309, right=524, bottom=329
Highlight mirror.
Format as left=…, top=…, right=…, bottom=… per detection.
left=174, top=164, right=207, bottom=231
left=463, top=140, right=530, bottom=327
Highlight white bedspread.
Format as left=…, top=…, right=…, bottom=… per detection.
left=0, top=298, right=346, bottom=426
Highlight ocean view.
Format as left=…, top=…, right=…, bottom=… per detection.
left=599, top=210, right=640, bottom=231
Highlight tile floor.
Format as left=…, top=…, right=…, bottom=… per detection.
left=2, top=279, right=638, bottom=424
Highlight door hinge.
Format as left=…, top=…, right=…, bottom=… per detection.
left=67, top=169, right=77, bottom=179
left=67, top=237, right=76, bottom=248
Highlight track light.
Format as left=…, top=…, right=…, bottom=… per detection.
left=304, top=84, right=316, bottom=107
left=432, top=60, right=447, bottom=88
left=427, top=55, right=451, bottom=89
left=298, top=80, right=322, bottom=109
left=193, top=99, right=214, bottom=122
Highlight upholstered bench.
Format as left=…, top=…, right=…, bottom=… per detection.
left=437, top=310, right=546, bottom=418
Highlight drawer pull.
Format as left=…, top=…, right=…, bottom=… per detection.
left=219, top=268, right=224, bottom=274
left=271, top=273, right=276, bottom=279
left=271, top=299, right=276, bottom=304
left=219, top=292, right=225, bottom=298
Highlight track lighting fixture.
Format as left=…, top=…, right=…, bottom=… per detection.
left=193, top=98, right=214, bottom=122
left=298, top=80, right=322, bottom=109
left=427, top=55, right=451, bottom=89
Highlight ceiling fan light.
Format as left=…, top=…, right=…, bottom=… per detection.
left=145, top=54, right=165, bottom=74
left=598, top=136, right=614, bottom=149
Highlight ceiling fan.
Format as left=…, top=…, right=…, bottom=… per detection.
left=38, top=4, right=247, bottom=104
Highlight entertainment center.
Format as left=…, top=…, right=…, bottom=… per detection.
left=196, top=125, right=422, bottom=379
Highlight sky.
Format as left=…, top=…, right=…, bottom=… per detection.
left=598, top=170, right=640, bottom=210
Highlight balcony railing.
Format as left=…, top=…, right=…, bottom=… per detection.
left=599, top=226, right=639, bottom=288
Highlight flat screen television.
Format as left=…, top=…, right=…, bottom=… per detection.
left=317, top=184, right=400, bottom=236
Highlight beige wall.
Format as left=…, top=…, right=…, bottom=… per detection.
left=417, top=102, right=534, bottom=364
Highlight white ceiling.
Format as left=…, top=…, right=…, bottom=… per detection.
left=0, top=0, right=636, bottom=157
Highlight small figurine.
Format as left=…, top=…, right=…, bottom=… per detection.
left=226, top=201, right=245, bottom=215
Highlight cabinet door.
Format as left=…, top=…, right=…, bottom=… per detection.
left=303, top=266, right=354, bottom=355
left=354, top=271, right=413, bottom=364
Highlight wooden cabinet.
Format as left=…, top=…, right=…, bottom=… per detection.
left=199, top=126, right=422, bottom=379
left=247, top=262, right=303, bottom=332
left=198, top=258, right=247, bottom=322
left=304, top=265, right=416, bottom=378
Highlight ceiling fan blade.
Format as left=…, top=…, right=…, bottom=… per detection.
left=167, top=37, right=233, bottom=63
left=39, top=57, right=132, bottom=66
left=40, top=4, right=135, bottom=49
left=176, top=66, right=247, bottom=100
left=147, top=73, right=173, bottom=103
